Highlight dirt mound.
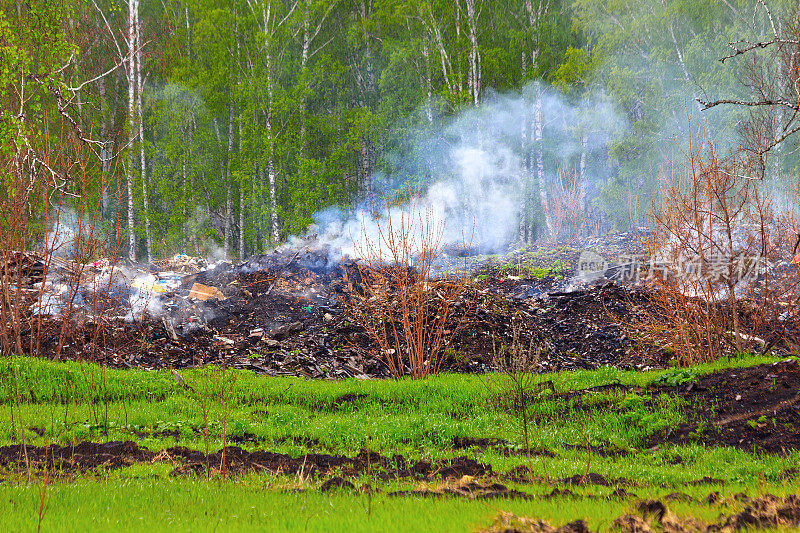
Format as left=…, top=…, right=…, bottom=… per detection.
left=389, top=477, right=534, bottom=500
left=22, top=232, right=671, bottom=377
left=19, top=231, right=800, bottom=378
left=28, top=275, right=662, bottom=378
left=169, top=445, right=494, bottom=480
left=489, top=495, right=800, bottom=533
left=649, top=359, right=800, bottom=452
left=724, top=494, right=800, bottom=529
left=0, top=441, right=491, bottom=481
left=481, top=512, right=592, bottom=533
left=0, top=440, right=155, bottom=473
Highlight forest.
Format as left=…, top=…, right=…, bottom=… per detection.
left=4, top=0, right=798, bottom=262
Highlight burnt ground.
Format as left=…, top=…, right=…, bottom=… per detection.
left=28, top=268, right=664, bottom=378
left=3, top=439, right=800, bottom=532
left=646, top=359, right=800, bottom=452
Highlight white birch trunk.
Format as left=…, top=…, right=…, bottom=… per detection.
left=520, top=51, right=529, bottom=242
left=182, top=157, right=188, bottom=254
left=259, top=166, right=266, bottom=250
left=464, top=0, right=480, bottom=106
left=136, top=6, right=151, bottom=262
left=425, top=11, right=454, bottom=94
left=189, top=121, right=198, bottom=250
left=239, top=185, right=245, bottom=259
left=224, top=94, right=234, bottom=260
left=669, top=23, right=703, bottom=114
left=579, top=133, right=588, bottom=213
left=126, top=0, right=138, bottom=261
left=266, top=50, right=279, bottom=243
left=455, top=0, right=463, bottom=95
left=533, top=83, right=551, bottom=237
left=423, top=36, right=433, bottom=123
left=299, top=1, right=310, bottom=159
left=97, top=76, right=110, bottom=216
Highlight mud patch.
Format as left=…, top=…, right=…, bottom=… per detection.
left=0, top=441, right=156, bottom=474
left=649, top=360, right=800, bottom=452
left=0, top=441, right=491, bottom=481
left=560, top=472, right=633, bottom=487
left=481, top=512, right=591, bottom=533
left=503, top=467, right=633, bottom=487
left=453, top=437, right=556, bottom=457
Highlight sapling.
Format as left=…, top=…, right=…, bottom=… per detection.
left=484, top=316, right=553, bottom=482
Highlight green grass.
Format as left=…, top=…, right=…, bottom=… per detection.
left=1, top=354, right=798, bottom=531
left=0, top=353, right=791, bottom=456
left=0, top=476, right=630, bottom=533
left=1, top=472, right=798, bottom=532
left=1, top=352, right=784, bottom=405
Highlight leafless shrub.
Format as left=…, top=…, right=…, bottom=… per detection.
left=340, top=201, right=471, bottom=378
left=545, top=166, right=586, bottom=245
left=626, top=134, right=796, bottom=365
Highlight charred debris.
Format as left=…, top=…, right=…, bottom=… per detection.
left=4, top=231, right=798, bottom=379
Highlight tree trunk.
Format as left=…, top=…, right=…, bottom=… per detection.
left=424, top=8, right=454, bottom=95
left=299, top=1, right=310, bottom=159
left=521, top=51, right=530, bottom=242
left=463, top=0, right=480, bottom=106
left=258, top=165, right=266, bottom=251
left=224, top=95, right=234, bottom=260
left=236, top=4, right=245, bottom=259
left=533, top=83, right=550, bottom=237
left=126, top=0, right=138, bottom=261
left=185, top=6, right=192, bottom=59
left=265, top=50, right=279, bottom=244
left=189, top=120, right=198, bottom=251
left=239, top=185, right=245, bottom=259
left=97, top=76, right=110, bottom=216
left=579, top=133, right=588, bottom=215
left=136, top=5, right=151, bottom=262
left=669, top=23, right=703, bottom=114
left=182, top=156, right=188, bottom=254
left=423, top=35, right=433, bottom=123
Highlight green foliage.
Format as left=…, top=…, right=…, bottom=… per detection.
left=650, top=368, right=700, bottom=388
left=4, top=0, right=800, bottom=256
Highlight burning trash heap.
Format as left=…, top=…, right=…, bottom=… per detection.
left=4, top=225, right=799, bottom=378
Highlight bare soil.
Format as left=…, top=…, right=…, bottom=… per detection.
left=647, top=359, right=800, bottom=452
left=0, top=441, right=490, bottom=481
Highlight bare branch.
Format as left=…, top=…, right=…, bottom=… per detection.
left=697, top=97, right=799, bottom=111
left=720, top=38, right=799, bottom=63
left=756, top=0, right=777, bottom=37
left=760, top=124, right=800, bottom=155
left=64, top=56, right=127, bottom=93
left=91, top=0, right=127, bottom=60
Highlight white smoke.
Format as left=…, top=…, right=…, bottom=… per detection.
left=304, top=82, right=628, bottom=263
left=45, top=208, right=89, bottom=258
left=126, top=273, right=165, bottom=321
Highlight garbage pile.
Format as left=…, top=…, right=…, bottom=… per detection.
left=9, top=231, right=798, bottom=378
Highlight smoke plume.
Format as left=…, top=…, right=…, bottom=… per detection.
left=302, top=82, right=628, bottom=264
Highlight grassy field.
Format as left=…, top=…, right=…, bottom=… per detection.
left=1, top=354, right=798, bottom=531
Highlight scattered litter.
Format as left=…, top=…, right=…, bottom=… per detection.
left=188, top=283, right=226, bottom=301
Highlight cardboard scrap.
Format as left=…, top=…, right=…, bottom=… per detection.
left=188, top=282, right=226, bottom=301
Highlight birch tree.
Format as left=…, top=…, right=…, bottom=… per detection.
left=246, top=0, right=298, bottom=244
left=126, top=0, right=139, bottom=260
